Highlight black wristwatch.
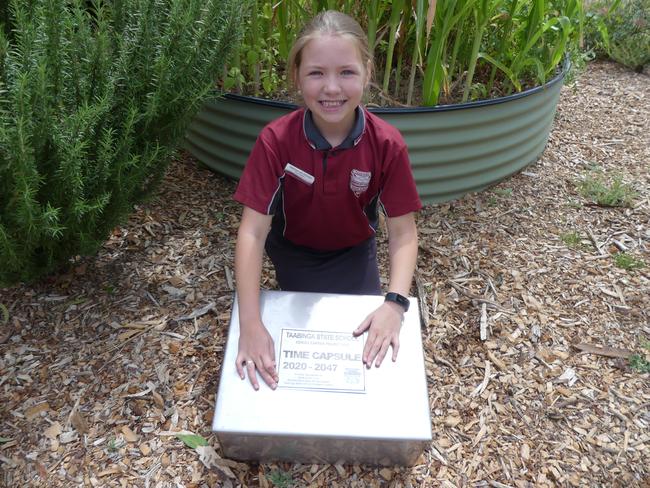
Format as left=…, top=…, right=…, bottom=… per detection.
left=384, top=292, right=410, bottom=312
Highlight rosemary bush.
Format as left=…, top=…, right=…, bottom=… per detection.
left=0, top=0, right=244, bottom=285
left=605, top=0, right=649, bottom=71
left=584, top=0, right=649, bottom=72
left=225, top=0, right=584, bottom=106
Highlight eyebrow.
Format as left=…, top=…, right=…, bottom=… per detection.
left=303, top=64, right=359, bottom=70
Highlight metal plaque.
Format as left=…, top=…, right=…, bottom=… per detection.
left=213, top=290, right=432, bottom=466
left=278, top=328, right=365, bottom=393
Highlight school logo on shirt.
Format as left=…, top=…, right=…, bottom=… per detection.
left=349, top=169, right=371, bottom=197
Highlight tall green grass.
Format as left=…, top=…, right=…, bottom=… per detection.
left=224, top=0, right=584, bottom=106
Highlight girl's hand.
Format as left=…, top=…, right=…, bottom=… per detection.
left=353, top=301, right=404, bottom=368
left=235, top=320, right=279, bottom=391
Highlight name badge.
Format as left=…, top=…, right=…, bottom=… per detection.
left=284, top=163, right=314, bottom=185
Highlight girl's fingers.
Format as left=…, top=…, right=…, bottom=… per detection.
left=353, top=316, right=372, bottom=336
left=238, top=356, right=277, bottom=390
left=262, top=357, right=278, bottom=389
left=236, top=363, right=244, bottom=380
left=269, top=363, right=279, bottom=383
left=364, top=335, right=383, bottom=368
left=266, top=344, right=279, bottom=382
left=374, top=338, right=392, bottom=367
left=391, top=336, right=400, bottom=361
left=362, top=333, right=374, bottom=364
left=246, top=360, right=260, bottom=391
left=235, top=355, right=245, bottom=379
left=364, top=334, right=400, bottom=367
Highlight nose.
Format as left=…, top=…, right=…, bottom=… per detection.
left=323, top=74, right=340, bottom=94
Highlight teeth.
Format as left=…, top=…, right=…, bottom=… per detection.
left=321, top=101, right=344, bottom=107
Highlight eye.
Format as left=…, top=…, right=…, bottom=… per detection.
left=341, top=69, right=357, bottom=76
left=307, top=70, right=322, bottom=76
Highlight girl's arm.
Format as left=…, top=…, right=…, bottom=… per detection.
left=234, top=206, right=278, bottom=390
left=353, top=212, right=418, bottom=367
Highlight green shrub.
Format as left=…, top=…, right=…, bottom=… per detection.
left=613, top=252, right=646, bottom=270
left=629, top=354, right=650, bottom=373
left=577, top=173, right=637, bottom=207
left=584, top=0, right=650, bottom=71
left=583, top=1, right=617, bottom=58
left=267, top=470, right=296, bottom=488
left=0, top=3, right=9, bottom=38
left=0, top=0, right=245, bottom=286
left=560, top=231, right=583, bottom=248
left=608, top=0, right=650, bottom=71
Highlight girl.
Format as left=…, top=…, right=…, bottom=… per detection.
left=233, top=10, right=421, bottom=391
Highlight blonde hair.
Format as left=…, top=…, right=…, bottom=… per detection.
left=287, top=10, right=373, bottom=92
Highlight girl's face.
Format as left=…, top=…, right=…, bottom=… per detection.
left=296, top=34, right=369, bottom=140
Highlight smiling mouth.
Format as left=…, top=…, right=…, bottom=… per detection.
left=320, top=100, right=346, bottom=108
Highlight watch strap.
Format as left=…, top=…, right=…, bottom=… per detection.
left=384, top=292, right=410, bottom=312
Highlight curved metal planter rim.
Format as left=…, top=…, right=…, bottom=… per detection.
left=187, top=61, right=569, bottom=204
left=221, top=61, right=569, bottom=113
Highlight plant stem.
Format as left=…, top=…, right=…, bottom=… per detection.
left=367, top=0, right=380, bottom=59
left=487, top=0, right=518, bottom=95
left=277, top=0, right=289, bottom=60
left=382, top=0, right=405, bottom=93
left=407, top=0, right=426, bottom=105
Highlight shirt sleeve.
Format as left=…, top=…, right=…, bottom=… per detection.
left=379, top=143, right=422, bottom=217
left=233, top=130, right=284, bottom=215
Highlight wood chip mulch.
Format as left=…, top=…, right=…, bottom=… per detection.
left=1, top=60, right=648, bottom=487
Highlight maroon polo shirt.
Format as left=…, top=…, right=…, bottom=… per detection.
left=233, top=106, right=422, bottom=251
